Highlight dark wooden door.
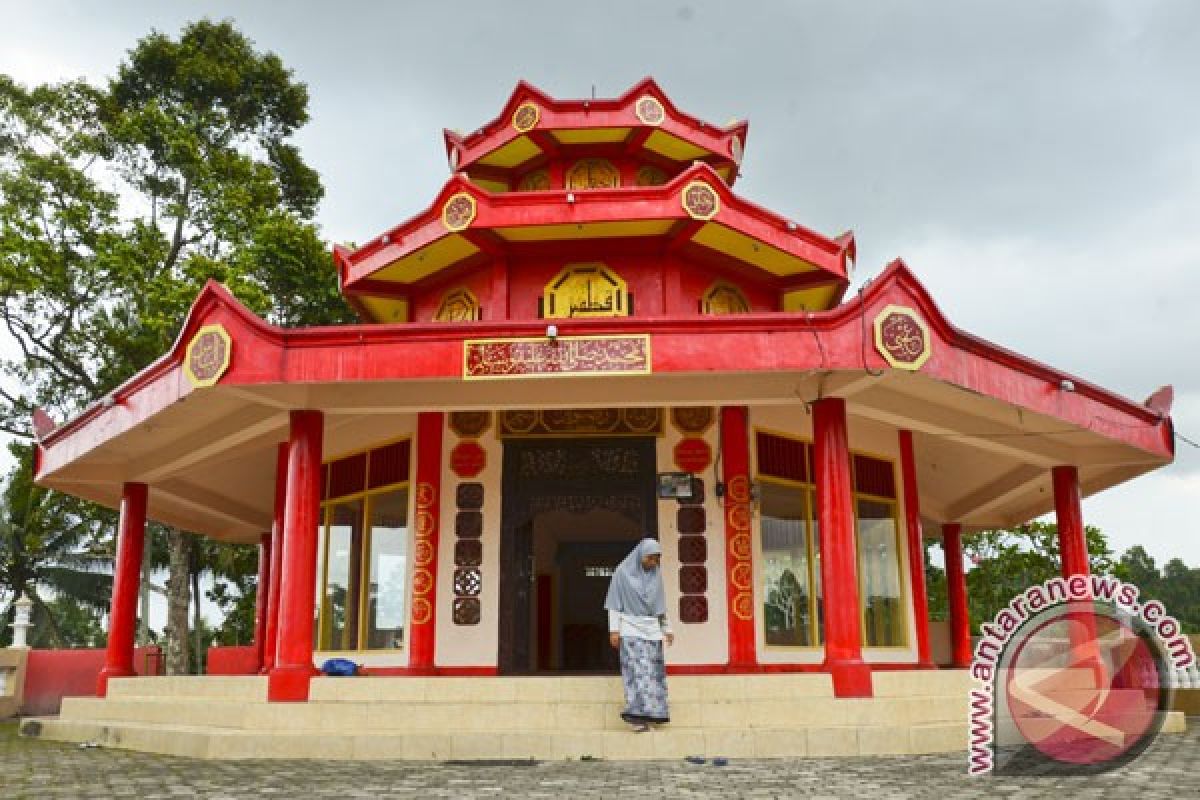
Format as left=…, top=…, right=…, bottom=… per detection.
left=498, top=437, right=657, bottom=674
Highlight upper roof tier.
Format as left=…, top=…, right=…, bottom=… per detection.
left=445, top=78, right=749, bottom=190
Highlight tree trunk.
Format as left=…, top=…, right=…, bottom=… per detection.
left=191, top=565, right=203, bottom=675
left=164, top=529, right=190, bottom=675
left=138, top=530, right=151, bottom=645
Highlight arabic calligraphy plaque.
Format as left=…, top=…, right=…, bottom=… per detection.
left=464, top=335, right=650, bottom=379
left=184, top=325, right=232, bottom=388
left=499, top=408, right=662, bottom=437
left=872, top=304, right=932, bottom=370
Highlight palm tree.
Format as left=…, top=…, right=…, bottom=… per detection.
left=0, top=441, right=115, bottom=647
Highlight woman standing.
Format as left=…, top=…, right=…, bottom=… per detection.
left=605, top=537, right=674, bottom=732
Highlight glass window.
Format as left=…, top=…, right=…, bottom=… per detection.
left=321, top=498, right=365, bottom=650
left=365, top=489, right=409, bottom=649
left=857, top=498, right=905, bottom=647
left=760, top=482, right=816, bottom=646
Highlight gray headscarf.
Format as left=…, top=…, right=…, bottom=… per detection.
left=604, top=537, right=666, bottom=617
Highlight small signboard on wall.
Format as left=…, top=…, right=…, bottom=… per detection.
left=657, top=471, right=695, bottom=499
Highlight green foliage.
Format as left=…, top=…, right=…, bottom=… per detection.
left=1114, top=546, right=1200, bottom=634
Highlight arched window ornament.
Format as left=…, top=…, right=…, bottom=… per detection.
left=435, top=287, right=480, bottom=322
left=635, top=165, right=668, bottom=187
left=702, top=282, right=750, bottom=315
left=517, top=168, right=550, bottom=191
left=566, top=158, right=620, bottom=190
left=543, top=263, right=629, bottom=318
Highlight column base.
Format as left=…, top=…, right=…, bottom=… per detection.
left=826, top=660, right=873, bottom=698
left=268, top=664, right=317, bottom=702
left=96, top=665, right=135, bottom=697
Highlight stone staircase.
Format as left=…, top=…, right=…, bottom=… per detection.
left=20, top=671, right=1186, bottom=761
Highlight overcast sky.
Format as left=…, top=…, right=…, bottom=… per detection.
left=3, top=1, right=1199, bottom=593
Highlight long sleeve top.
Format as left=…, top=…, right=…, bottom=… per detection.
left=608, top=609, right=673, bottom=641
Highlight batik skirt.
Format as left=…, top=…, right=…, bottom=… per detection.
left=619, top=636, right=670, bottom=724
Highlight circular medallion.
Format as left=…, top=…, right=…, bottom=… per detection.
left=727, top=505, right=752, bottom=534
left=450, top=441, right=487, bottom=478
left=501, top=410, right=538, bottom=434
left=412, top=568, right=434, bottom=597
left=635, top=95, right=666, bottom=126
left=414, top=510, right=436, bottom=538
left=411, top=597, right=433, bottom=625
left=441, top=192, right=477, bottom=232
left=731, top=562, right=753, bottom=590
left=449, top=411, right=491, bottom=438
left=453, top=567, right=482, bottom=597
left=415, top=482, right=436, bottom=508
left=682, top=181, right=720, bottom=220
left=623, top=408, right=660, bottom=433
left=674, top=437, right=712, bottom=473
left=732, top=591, right=754, bottom=621
left=183, top=325, right=232, bottom=388
left=873, top=304, right=932, bottom=370
left=414, top=539, right=434, bottom=567
left=729, top=532, right=752, bottom=561
left=727, top=475, right=752, bottom=504
left=512, top=102, right=540, bottom=133
left=671, top=407, right=715, bottom=434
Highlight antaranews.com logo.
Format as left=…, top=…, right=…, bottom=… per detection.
left=967, top=574, right=1196, bottom=776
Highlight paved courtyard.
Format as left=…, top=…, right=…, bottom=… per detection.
left=2, top=721, right=1197, bottom=798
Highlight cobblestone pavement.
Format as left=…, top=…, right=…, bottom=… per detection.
left=2, top=722, right=1198, bottom=799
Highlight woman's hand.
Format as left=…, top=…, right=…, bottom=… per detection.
left=609, top=632, right=620, bottom=649
left=665, top=632, right=675, bottom=647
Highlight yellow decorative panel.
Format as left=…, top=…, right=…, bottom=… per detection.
left=517, top=168, right=550, bottom=191
left=566, top=158, right=621, bottom=189
left=782, top=284, right=839, bottom=313
left=494, top=220, right=673, bottom=241
left=470, top=176, right=509, bottom=193
left=435, top=287, right=480, bottom=322
left=635, top=165, right=668, bottom=186
left=359, top=296, right=410, bottom=323
left=543, top=263, right=629, bottom=318
left=702, top=281, right=750, bottom=314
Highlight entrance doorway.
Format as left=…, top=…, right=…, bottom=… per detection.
left=498, top=437, right=658, bottom=674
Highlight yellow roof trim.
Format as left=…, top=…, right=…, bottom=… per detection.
left=477, top=135, right=543, bottom=168
left=782, top=284, right=839, bottom=313
left=691, top=223, right=818, bottom=277
left=371, top=235, right=481, bottom=283
left=643, top=129, right=711, bottom=162
left=359, top=296, right=410, bottom=323
left=494, top=219, right=675, bottom=242
left=470, top=176, right=509, bottom=193
left=551, top=127, right=631, bottom=144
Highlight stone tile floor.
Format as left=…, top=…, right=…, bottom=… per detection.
left=2, top=721, right=1197, bottom=798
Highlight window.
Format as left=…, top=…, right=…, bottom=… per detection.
left=316, top=439, right=411, bottom=652
left=566, top=158, right=620, bottom=189
left=755, top=432, right=907, bottom=649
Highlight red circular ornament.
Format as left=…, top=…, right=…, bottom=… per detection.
left=674, top=437, right=712, bottom=473
left=451, top=441, right=487, bottom=478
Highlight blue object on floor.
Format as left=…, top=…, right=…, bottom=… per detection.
left=320, top=658, right=359, bottom=676
left=711, top=756, right=729, bottom=766
left=685, top=756, right=706, bottom=764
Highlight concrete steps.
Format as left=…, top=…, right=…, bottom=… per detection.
left=20, top=671, right=1187, bottom=761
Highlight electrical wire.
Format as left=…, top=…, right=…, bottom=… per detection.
left=858, top=287, right=885, bottom=377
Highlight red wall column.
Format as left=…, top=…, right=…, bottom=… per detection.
left=268, top=412, right=323, bottom=702
left=1053, top=466, right=1089, bottom=577
left=719, top=406, right=757, bottom=669
left=812, top=398, right=871, bottom=697
left=251, top=532, right=272, bottom=672
left=898, top=430, right=934, bottom=668
left=943, top=523, right=972, bottom=668
left=261, top=443, right=287, bottom=674
left=409, top=411, right=444, bottom=673
left=97, top=482, right=148, bottom=696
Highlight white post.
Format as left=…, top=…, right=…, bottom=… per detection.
left=10, top=593, right=33, bottom=648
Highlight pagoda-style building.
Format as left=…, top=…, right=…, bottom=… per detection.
left=25, top=79, right=1181, bottom=759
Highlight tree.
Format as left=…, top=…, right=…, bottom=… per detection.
left=1, top=20, right=352, bottom=671
left=0, top=441, right=114, bottom=647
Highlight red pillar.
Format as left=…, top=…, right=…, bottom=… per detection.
left=719, top=406, right=757, bottom=669
left=898, top=430, right=934, bottom=668
left=268, top=412, right=323, bottom=702
left=812, top=398, right=871, bottom=697
left=409, top=411, right=444, bottom=673
left=252, top=532, right=272, bottom=672
left=1053, top=466, right=1089, bottom=577
left=261, top=443, right=288, bottom=674
left=943, top=523, right=972, bottom=668
left=97, top=482, right=148, bottom=696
